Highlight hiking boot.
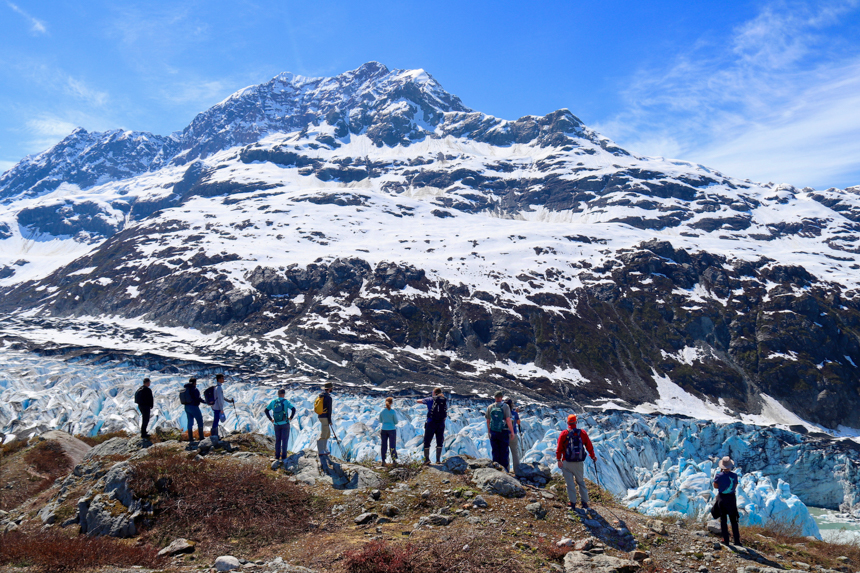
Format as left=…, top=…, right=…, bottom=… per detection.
left=271, top=459, right=281, bottom=470
left=581, top=502, right=589, bottom=510
left=568, top=502, right=576, bottom=510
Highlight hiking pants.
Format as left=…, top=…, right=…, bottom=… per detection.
left=274, top=424, right=290, bottom=460
left=184, top=405, right=204, bottom=440
left=211, top=409, right=221, bottom=437
left=139, top=407, right=150, bottom=438
left=423, top=420, right=445, bottom=449
left=716, top=493, right=741, bottom=544
left=381, top=429, right=397, bottom=461
left=562, top=460, right=589, bottom=504
left=317, top=417, right=330, bottom=454
left=490, top=430, right=510, bottom=471
left=509, top=433, right=521, bottom=474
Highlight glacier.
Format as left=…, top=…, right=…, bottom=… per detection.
left=4, top=344, right=859, bottom=539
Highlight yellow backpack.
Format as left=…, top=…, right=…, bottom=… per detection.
left=314, top=394, right=326, bottom=415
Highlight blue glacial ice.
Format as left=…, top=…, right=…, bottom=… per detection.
left=1, top=346, right=855, bottom=539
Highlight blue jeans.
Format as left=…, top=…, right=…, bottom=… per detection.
left=274, top=424, right=290, bottom=459
left=211, top=410, right=221, bottom=436
left=381, top=429, right=397, bottom=461
left=184, top=405, right=204, bottom=440
left=490, top=430, right=510, bottom=471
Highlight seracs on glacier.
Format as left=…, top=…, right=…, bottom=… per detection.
left=6, top=345, right=859, bottom=539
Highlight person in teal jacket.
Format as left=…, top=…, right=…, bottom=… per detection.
left=265, top=388, right=296, bottom=469
left=378, top=397, right=398, bottom=466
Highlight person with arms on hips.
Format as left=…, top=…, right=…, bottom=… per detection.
left=486, top=391, right=515, bottom=472
left=378, top=397, right=399, bottom=466
left=712, top=456, right=742, bottom=546
left=134, top=378, right=154, bottom=439
left=180, top=377, right=205, bottom=444
left=210, top=374, right=234, bottom=439
left=416, top=387, right=447, bottom=465
left=265, top=388, right=296, bottom=469
left=556, top=414, right=596, bottom=510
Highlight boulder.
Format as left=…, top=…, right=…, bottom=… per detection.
left=40, top=431, right=92, bottom=466
left=84, top=437, right=132, bottom=459
left=526, top=502, right=547, bottom=519
left=472, top=495, right=489, bottom=508
left=471, top=468, right=525, bottom=498
left=516, top=461, right=552, bottom=485
left=443, top=456, right=469, bottom=474
left=38, top=502, right=59, bottom=525
left=354, top=512, right=378, bottom=525
left=103, top=461, right=134, bottom=507
left=706, top=519, right=721, bottom=535
left=420, top=514, right=453, bottom=526
left=215, top=555, right=241, bottom=571
left=381, top=504, right=400, bottom=517
left=557, top=538, right=574, bottom=547
left=467, top=458, right=495, bottom=469
left=158, top=538, right=196, bottom=557
left=564, top=551, right=640, bottom=573
left=648, top=519, right=669, bottom=535
left=574, top=538, right=594, bottom=551
left=79, top=494, right=137, bottom=537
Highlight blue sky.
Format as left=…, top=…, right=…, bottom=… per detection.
left=1, top=0, right=858, bottom=189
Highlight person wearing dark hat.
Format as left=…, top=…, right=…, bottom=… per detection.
left=416, top=387, right=447, bottom=465
left=712, top=456, right=741, bottom=546
left=182, top=377, right=205, bottom=443
left=486, top=391, right=515, bottom=471
left=315, top=381, right=334, bottom=458
left=134, top=378, right=154, bottom=439
left=555, top=414, right=596, bottom=510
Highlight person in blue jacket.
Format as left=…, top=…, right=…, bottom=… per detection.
left=182, top=378, right=205, bottom=443
left=712, top=456, right=742, bottom=546
left=265, top=388, right=296, bottom=469
left=378, top=397, right=398, bottom=466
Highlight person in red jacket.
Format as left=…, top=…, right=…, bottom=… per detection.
left=556, top=414, right=596, bottom=510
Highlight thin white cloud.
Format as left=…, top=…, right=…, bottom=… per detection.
left=6, top=2, right=47, bottom=35
left=64, top=76, right=109, bottom=107
left=595, top=0, right=860, bottom=189
left=0, top=160, right=15, bottom=174
left=24, top=115, right=78, bottom=153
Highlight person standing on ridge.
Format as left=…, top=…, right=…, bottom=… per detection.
left=712, top=456, right=742, bottom=546
left=505, top=398, right=521, bottom=475
left=416, top=387, right=447, bottom=465
left=210, top=374, right=234, bottom=439
left=134, top=378, right=154, bottom=439
left=556, top=414, right=596, bottom=510
left=180, top=377, right=205, bottom=443
left=378, top=396, right=399, bottom=466
left=315, top=381, right=334, bottom=458
left=265, top=388, right=296, bottom=469
left=486, top=391, right=515, bottom=471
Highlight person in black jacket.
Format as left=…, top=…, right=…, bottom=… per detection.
left=712, top=456, right=742, bottom=546
left=183, top=378, right=205, bottom=443
left=134, top=378, right=154, bottom=439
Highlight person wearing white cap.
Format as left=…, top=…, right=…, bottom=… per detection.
left=712, top=456, right=741, bottom=546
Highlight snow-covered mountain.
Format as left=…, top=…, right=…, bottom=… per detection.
left=2, top=62, right=860, bottom=430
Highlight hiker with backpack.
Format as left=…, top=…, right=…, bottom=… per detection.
left=315, top=382, right=334, bottom=458
left=378, top=397, right=398, bottom=466
left=265, top=388, right=296, bottom=469
left=505, top=398, right=521, bottom=475
left=134, top=378, right=154, bottom=439
left=179, top=377, right=205, bottom=443
left=486, top=391, right=515, bottom=472
left=206, top=374, right=234, bottom=439
left=711, top=456, right=742, bottom=546
left=556, top=414, right=596, bottom=510
left=416, top=387, right=447, bottom=465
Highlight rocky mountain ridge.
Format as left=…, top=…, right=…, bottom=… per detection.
left=1, top=62, right=859, bottom=429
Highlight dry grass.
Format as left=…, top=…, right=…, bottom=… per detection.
left=25, top=440, right=72, bottom=477
left=1, top=439, right=28, bottom=456
left=128, top=448, right=315, bottom=552
left=74, top=430, right=130, bottom=447
left=0, top=530, right=164, bottom=573
left=744, top=522, right=860, bottom=569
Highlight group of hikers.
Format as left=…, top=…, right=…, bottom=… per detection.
left=133, top=377, right=742, bottom=547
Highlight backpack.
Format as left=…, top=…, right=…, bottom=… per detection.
left=430, top=395, right=447, bottom=423
left=272, top=399, right=288, bottom=424
left=314, top=393, right=327, bottom=416
left=488, top=403, right=507, bottom=433
left=203, top=386, right=216, bottom=406
left=134, top=387, right=145, bottom=405
left=179, top=388, right=192, bottom=405
left=564, top=428, right=587, bottom=462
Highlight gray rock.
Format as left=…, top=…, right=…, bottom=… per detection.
left=381, top=504, right=400, bottom=517
left=526, top=502, right=547, bottom=519
left=443, top=456, right=469, bottom=474
left=103, top=461, right=133, bottom=507
left=38, top=501, right=59, bottom=525
left=467, top=458, right=495, bottom=469
left=421, top=489, right=431, bottom=499
left=354, top=512, right=378, bottom=525
left=80, top=493, right=137, bottom=537
left=426, top=514, right=453, bottom=526
left=40, top=430, right=92, bottom=467
left=516, top=461, right=552, bottom=485
left=370, top=489, right=381, bottom=500
left=706, top=519, right=721, bottom=535
left=284, top=450, right=382, bottom=490
left=216, top=555, right=241, bottom=571
left=471, top=468, right=525, bottom=498
left=472, top=495, right=489, bottom=508
left=84, top=437, right=132, bottom=459
left=564, top=551, right=640, bottom=573
left=158, top=538, right=196, bottom=556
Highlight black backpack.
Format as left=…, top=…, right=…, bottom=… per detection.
left=179, top=388, right=192, bottom=405
left=134, top=387, right=145, bottom=405
left=203, top=386, right=216, bottom=406
left=564, top=428, right=587, bottom=462
left=430, top=395, right=447, bottom=422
